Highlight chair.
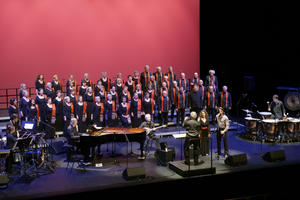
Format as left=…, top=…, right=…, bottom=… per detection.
left=65, top=144, right=86, bottom=173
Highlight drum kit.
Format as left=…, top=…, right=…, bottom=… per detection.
left=243, top=109, right=300, bottom=143
left=10, top=131, right=53, bottom=178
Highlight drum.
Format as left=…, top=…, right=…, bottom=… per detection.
left=245, top=117, right=260, bottom=134
left=258, top=112, right=272, bottom=119
left=285, top=118, right=300, bottom=134
left=262, top=119, right=280, bottom=135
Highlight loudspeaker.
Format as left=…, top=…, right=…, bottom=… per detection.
left=0, top=175, right=9, bottom=189
left=263, top=150, right=286, bottom=162
left=225, top=154, right=248, bottom=167
left=157, top=148, right=175, bottom=166
left=48, top=141, right=66, bottom=154
left=122, top=167, right=146, bottom=181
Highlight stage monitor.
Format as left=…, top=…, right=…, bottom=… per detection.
left=21, top=121, right=35, bottom=130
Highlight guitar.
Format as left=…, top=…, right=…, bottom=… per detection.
left=144, top=125, right=167, bottom=136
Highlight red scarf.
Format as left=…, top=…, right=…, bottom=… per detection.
left=161, top=96, right=169, bottom=111
left=208, top=92, right=215, bottom=107
left=221, top=92, right=228, bottom=107
left=179, top=79, right=187, bottom=89
left=177, top=92, right=185, bottom=109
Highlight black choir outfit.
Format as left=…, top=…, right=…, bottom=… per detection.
left=8, top=105, right=18, bottom=120
left=92, top=102, right=104, bottom=127
left=35, top=95, right=47, bottom=125
left=83, top=93, right=94, bottom=126
left=100, top=77, right=111, bottom=92
left=125, top=81, right=135, bottom=98
left=199, top=118, right=210, bottom=156
left=120, top=91, right=131, bottom=103
left=66, top=80, right=77, bottom=96
left=105, top=100, right=117, bottom=127
left=219, top=91, right=232, bottom=116
left=135, top=89, right=143, bottom=100
left=53, top=97, right=64, bottom=132
left=45, top=103, right=56, bottom=139
left=19, top=97, right=30, bottom=121
left=118, top=102, right=130, bottom=127
left=115, top=83, right=124, bottom=98
left=165, top=71, right=177, bottom=89
left=44, top=88, right=55, bottom=99
left=81, top=79, right=92, bottom=88
left=98, top=91, right=107, bottom=103
left=142, top=98, right=155, bottom=116
left=153, top=71, right=164, bottom=88
left=27, top=104, right=39, bottom=129
left=63, top=102, right=74, bottom=134
left=75, top=102, right=87, bottom=133
left=170, top=87, right=179, bottom=120
left=159, top=96, right=170, bottom=125
left=133, top=76, right=141, bottom=87
left=35, top=80, right=45, bottom=91
left=69, top=94, right=77, bottom=107
left=79, top=86, right=87, bottom=97
left=188, top=89, right=203, bottom=116
left=51, top=80, right=62, bottom=94
left=109, top=91, right=119, bottom=105
left=190, top=77, right=200, bottom=89
left=205, top=75, right=219, bottom=90
left=204, top=91, right=218, bottom=123
left=130, top=98, right=142, bottom=128
left=176, top=91, right=187, bottom=125
left=150, top=80, right=158, bottom=94
left=94, top=85, right=102, bottom=97
left=178, top=78, right=189, bottom=93
left=140, top=71, right=151, bottom=92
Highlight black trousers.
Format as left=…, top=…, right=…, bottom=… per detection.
left=207, top=107, right=216, bottom=123
left=160, top=112, right=168, bottom=125
left=176, top=108, right=185, bottom=125
left=200, top=132, right=209, bottom=155
left=170, top=104, right=176, bottom=120
left=184, top=136, right=200, bottom=164
left=217, top=130, right=229, bottom=155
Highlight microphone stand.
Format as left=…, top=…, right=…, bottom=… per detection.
left=122, top=127, right=130, bottom=169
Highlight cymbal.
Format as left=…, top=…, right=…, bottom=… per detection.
left=242, top=109, right=253, bottom=113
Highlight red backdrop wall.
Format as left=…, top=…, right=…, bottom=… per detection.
left=0, top=0, right=199, bottom=89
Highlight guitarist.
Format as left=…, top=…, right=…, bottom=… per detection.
left=139, top=114, right=160, bottom=160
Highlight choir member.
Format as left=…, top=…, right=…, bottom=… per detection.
left=109, top=86, right=119, bottom=105
left=51, top=74, right=62, bottom=94
left=159, top=90, right=170, bottom=126
left=94, top=80, right=102, bottom=97
left=159, top=81, right=169, bottom=97
left=75, top=95, right=87, bottom=133
left=163, top=76, right=170, bottom=89
left=118, top=96, right=131, bottom=127
left=140, top=65, right=151, bottom=92
left=81, top=73, right=92, bottom=88
left=98, top=85, right=107, bottom=103
left=79, top=81, right=88, bottom=97
left=100, top=72, right=111, bottom=92
left=149, top=75, right=158, bottom=94
left=133, top=71, right=141, bottom=86
left=205, top=69, right=219, bottom=90
left=165, top=66, right=177, bottom=89
left=45, top=82, right=55, bottom=99
left=19, top=83, right=26, bottom=99
left=27, top=99, right=39, bottom=127
left=199, top=79, right=206, bottom=103
left=120, top=86, right=131, bottom=103
left=35, top=74, right=45, bottom=93
left=115, top=78, right=124, bottom=98
left=188, top=84, right=203, bottom=116
left=190, top=72, right=200, bottom=89
left=170, top=81, right=179, bottom=121
left=115, top=72, right=124, bottom=86
left=125, top=75, right=135, bottom=98
left=105, top=94, right=117, bottom=127
left=176, top=87, right=187, bottom=126
left=204, top=86, right=218, bottom=123
left=153, top=66, right=164, bottom=88
left=69, top=88, right=77, bottom=106
left=219, top=86, right=232, bottom=116
left=146, top=83, right=156, bottom=101
left=63, top=96, right=75, bottom=134
left=83, top=87, right=95, bottom=126
left=91, top=96, right=105, bottom=127
left=45, top=97, right=56, bottom=139
left=8, top=98, right=18, bottom=120
left=130, top=93, right=143, bottom=128
left=142, top=92, right=155, bottom=119
left=198, top=110, right=210, bottom=156
left=35, top=88, right=47, bottom=126
left=178, top=72, right=189, bottom=93
left=53, top=90, right=64, bottom=131
left=66, top=74, right=77, bottom=96
left=135, top=84, right=143, bottom=100
left=19, top=90, right=30, bottom=121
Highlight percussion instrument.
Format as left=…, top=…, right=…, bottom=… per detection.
left=258, top=112, right=272, bottom=119
left=244, top=117, right=260, bottom=134
left=282, top=117, right=300, bottom=134
left=262, top=119, right=280, bottom=135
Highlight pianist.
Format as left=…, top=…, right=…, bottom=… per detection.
left=66, top=118, right=79, bottom=145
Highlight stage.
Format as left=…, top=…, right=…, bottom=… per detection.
left=2, top=118, right=300, bottom=200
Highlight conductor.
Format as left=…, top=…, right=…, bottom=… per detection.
left=183, top=111, right=201, bottom=165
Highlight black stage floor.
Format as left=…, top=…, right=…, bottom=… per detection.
left=1, top=120, right=300, bottom=200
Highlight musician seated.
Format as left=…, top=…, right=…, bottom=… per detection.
left=7, top=114, right=20, bottom=137
left=139, top=114, right=161, bottom=160
left=66, top=118, right=80, bottom=145
left=268, top=95, right=287, bottom=120
left=5, top=125, right=18, bottom=173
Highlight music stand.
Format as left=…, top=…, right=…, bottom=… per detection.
left=21, top=121, right=35, bottom=132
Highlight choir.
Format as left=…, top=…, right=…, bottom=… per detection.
left=13, top=66, right=232, bottom=140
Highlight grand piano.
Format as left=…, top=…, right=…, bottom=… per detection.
left=78, top=126, right=146, bottom=160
